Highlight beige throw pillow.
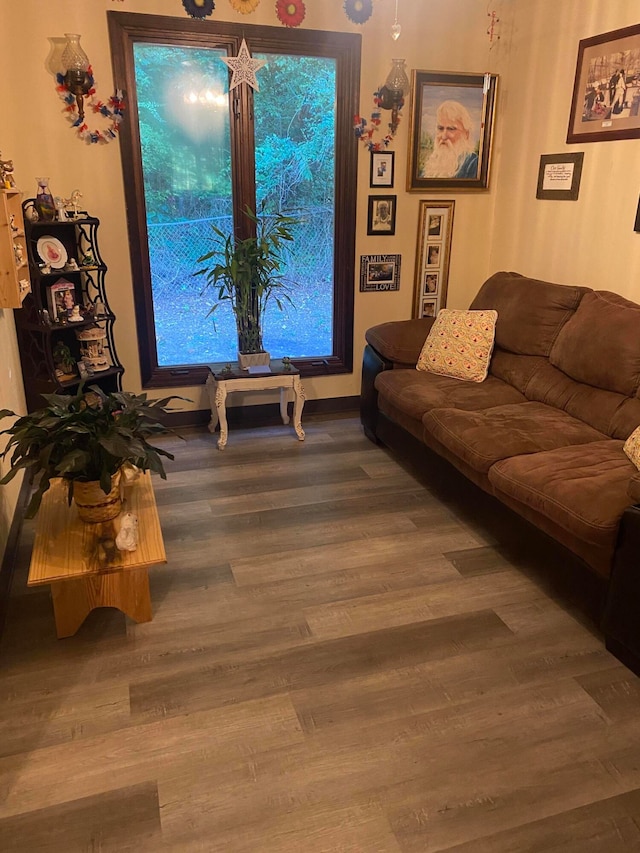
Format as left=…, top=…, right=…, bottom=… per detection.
left=624, top=426, right=640, bottom=470
left=416, top=309, right=498, bottom=382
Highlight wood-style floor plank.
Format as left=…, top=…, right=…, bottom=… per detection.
left=2, top=416, right=639, bottom=851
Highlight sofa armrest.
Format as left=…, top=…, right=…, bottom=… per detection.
left=365, top=318, right=435, bottom=367
left=628, top=472, right=640, bottom=504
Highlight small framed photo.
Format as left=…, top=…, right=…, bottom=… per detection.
left=47, top=279, right=77, bottom=323
left=370, top=151, right=395, bottom=187
left=424, top=272, right=440, bottom=295
left=360, top=254, right=401, bottom=292
left=412, top=200, right=454, bottom=318
left=567, top=23, right=640, bottom=143
left=426, top=243, right=441, bottom=268
left=427, top=214, right=443, bottom=238
left=422, top=298, right=437, bottom=317
left=367, top=195, right=396, bottom=235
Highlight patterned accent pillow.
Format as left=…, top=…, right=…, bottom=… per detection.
left=624, top=426, right=640, bottom=470
left=416, top=309, right=498, bottom=382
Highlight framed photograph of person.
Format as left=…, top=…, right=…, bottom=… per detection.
left=536, top=153, right=584, bottom=201
left=412, top=200, right=454, bottom=319
left=567, top=23, right=640, bottom=143
left=47, top=279, right=77, bottom=323
left=407, top=70, right=498, bottom=191
left=370, top=151, right=395, bottom=187
left=360, top=254, right=401, bottom=292
left=421, top=299, right=437, bottom=318
left=424, top=272, right=440, bottom=295
left=367, top=195, right=397, bottom=235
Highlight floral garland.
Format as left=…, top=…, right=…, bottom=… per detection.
left=344, top=0, right=373, bottom=25
left=229, top=0, right=261, bottom=13
left=55, top=69, right=125, bottom=145
left=276, top=0, right=306, bottom=27
left=354, top=89, right=404, bottom=152
left=183, top=0, right=215, bottom=17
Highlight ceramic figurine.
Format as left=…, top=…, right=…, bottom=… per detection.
left=68, top=305, right=83, bottom=322
left=54, top=197, right=67, bottom=222
left=81, top=251, right=95, bottom=267
left=65, top=258, right=79, bottom=271
left=115, top=512, right=139, bottom=552
left=9, top=214, right=18, bottom=233
left=64, top=189, right=83, bottom=219
left=0, top=155, right=16, bottom=188
left=13, top=243, right=24, bottom=265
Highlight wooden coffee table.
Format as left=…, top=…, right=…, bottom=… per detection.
left=206, top=359, right=306, bottom=449
left=28, top=472, right=166, bottom=638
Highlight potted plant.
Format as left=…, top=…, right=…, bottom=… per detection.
left=0, top=385, right=186, bottom=521
left=194, top=206, right=299, bottom=368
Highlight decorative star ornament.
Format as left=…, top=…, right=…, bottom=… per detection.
left=220, top=39, right=267, bottom=92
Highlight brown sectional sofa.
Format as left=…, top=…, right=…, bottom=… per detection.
left=361, top=271, right=640, bottom=675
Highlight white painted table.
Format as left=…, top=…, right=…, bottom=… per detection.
left=206, top=360, right=306, bottom=450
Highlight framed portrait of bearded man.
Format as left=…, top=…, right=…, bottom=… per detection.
left=407, top=71, right=498, bottom=191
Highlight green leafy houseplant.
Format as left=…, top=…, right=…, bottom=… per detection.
left=0, top=385, right=187, bottom=518
left=194, top=206, right=299, bottom=356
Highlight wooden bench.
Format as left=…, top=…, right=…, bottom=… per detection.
left=28, top=472, right=166, bottom=638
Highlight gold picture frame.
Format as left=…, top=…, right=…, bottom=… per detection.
left=412, top=200, right=454, bottom=318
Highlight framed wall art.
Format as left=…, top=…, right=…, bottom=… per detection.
left=360, top=254, right=401, bottom=292
left=370, top=150, right=395, bottom=187
left=367, top=195, right=396, bottom=235
left=536, top=152, right=584, bottom=200
left=412, top=200, right=454, bottom=318
left=567, top=23, right=640, bottom=143
left=407, top=71, right=498, bottom=191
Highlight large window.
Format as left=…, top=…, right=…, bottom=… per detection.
left=108, top=12, right=360, bottom=387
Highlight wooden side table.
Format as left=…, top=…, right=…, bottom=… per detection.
left=206, top=359, right=306, bottom=450
left=28, top=472, right=166, bottom=638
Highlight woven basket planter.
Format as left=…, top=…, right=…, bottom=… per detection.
left=73, top=470, right=122, bottom=523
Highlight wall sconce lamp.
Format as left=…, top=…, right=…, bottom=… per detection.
left=61, top=34, right=92, bottom=121
left=377, top=59, right=410, bottom=134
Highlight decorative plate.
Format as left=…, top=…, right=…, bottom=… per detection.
left=36, top=236, right=68, bottom=269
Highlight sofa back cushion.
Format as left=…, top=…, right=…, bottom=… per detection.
left=549, top=291, right=640, bottom=397
left=470, top=271, right=589, bottom=357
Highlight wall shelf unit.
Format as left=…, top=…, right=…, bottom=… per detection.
left=15, top=203, right=124, bottom=411
left=0, top=189, right=31, bottom=309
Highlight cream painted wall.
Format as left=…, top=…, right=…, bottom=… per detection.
left=1, top=0, right=503, bottom=414
left=490, top=1, right=640, bottom=293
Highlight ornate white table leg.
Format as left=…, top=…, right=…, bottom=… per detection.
left=292, top=376, right=306, bottom=441
left=279, top=387, right=290, bottom=425
left=215, top=384, right=229, bottom=450
left=205, top=374, right=219, bottom=434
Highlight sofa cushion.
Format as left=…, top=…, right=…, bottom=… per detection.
left=375, top=369, right=526, bottom=422
left=417, top=309, right=497, bottom=382
left=423, top=401, right=607, bottom=474
left=524, top=359, right=640, bottom=439
left=470, top=271, right=589, bottom=357
left=550, top=291, right=640, bottom=397
left=366, top=318, right=436, bottom=366
left=489, top=440, right=635, bottom=549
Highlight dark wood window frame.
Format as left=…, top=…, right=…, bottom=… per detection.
left=107, top=11, right=360, bottom=388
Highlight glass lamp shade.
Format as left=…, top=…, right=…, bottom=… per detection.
left=385, top=58, right=409, bottom=97
left=62, top=34, right=91, bottom=97
left=61, top=33, right=90, bottom=75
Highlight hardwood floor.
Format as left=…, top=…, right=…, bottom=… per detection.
left=1, top=415, right=640, bottom=852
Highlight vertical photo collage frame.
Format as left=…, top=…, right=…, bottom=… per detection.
left=412, top=200, right=455, bottom=318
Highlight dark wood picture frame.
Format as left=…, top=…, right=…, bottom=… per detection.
left=536, top=152, right=584, bottom=201
left=407, top=70, right=498, bottom=192
left=369, top=151, right=395, bottom=187
left=367, top=195, right=396, bottom=235
left=567, top=23, right=640, bottom=144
